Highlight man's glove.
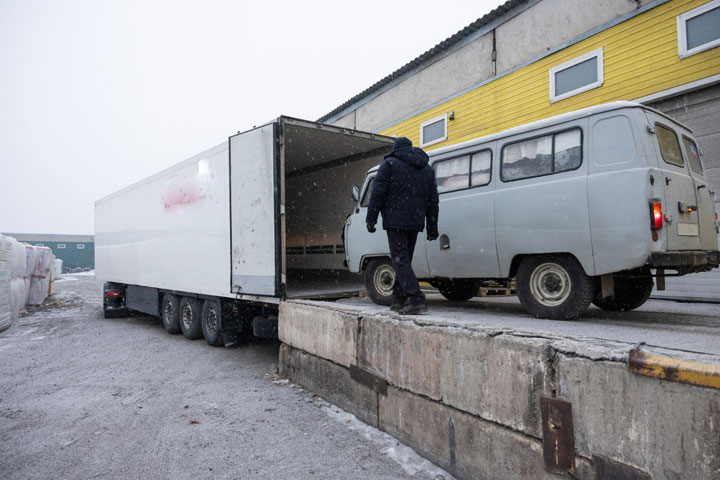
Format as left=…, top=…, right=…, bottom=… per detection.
left=427, top=229, right=439, bottom=241
left=367, top=223, right=376, bottom=233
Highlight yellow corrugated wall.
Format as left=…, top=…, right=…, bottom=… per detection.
left=381, top=0, right=720, bottom=148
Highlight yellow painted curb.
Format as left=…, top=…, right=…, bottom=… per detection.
left=628, top=348, right=720, bottom=390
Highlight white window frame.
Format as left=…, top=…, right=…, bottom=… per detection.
left=57, top=244, right=66, bottom=249
left=549, top=48, right=604, bottom=103
left=76, top=244, right=85, bottom=250
left=420, top=114, right=448, bottom=148
left=677, top=0, right=720, bottom=58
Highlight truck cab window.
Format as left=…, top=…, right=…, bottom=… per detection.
left=682, top=136, right=703, bottom=174
left=655, top=124, right=684, bottom=167
left=360, top=178, right=375, bottom=207
left=434, top=155, right=470, bottom=193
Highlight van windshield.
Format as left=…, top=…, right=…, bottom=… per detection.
left=682, top=136, right=703, bottom=174
left=655, top=124, right=684, bottom=167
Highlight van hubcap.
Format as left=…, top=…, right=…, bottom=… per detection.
left=374, top=264, right=396, bottom=297
left=529, top=263, right=571, bottom=307
left=182, top=304, right=193, bottom=329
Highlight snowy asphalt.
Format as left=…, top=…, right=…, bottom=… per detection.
left=0, top=274, right=453, bottom=480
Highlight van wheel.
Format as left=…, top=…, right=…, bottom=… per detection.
left=161, top=294, right=181, bottom=334
left=201, top=299, right=223, bottom=347
left=516, top=255, right=595, bottom=320
left=592, top=268, right=654, bottom=311
left=179, top=297, right=202, bottom=340
left=364, top=258, right=395, bottom=306
left=436, top=279, right=480, bottom=301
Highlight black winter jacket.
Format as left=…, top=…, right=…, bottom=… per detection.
left=366, top=146, right=439, bottom=232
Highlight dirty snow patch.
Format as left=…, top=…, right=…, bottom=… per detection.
left=69, top=270, right=95, bottom=277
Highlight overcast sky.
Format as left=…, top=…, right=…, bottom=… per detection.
left=0, top=0, right=505, bottom=235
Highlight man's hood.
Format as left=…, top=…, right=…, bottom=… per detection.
left=386, top=146, right=429, bottom=169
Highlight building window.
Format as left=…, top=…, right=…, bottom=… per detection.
left=549, top=48, right=604, bottom=103
left=678, top=0, right=720, bottom=58
left=420, top=114, right=447, bottom=147
left=57, top=244, right=66, bottom=249
left=36, top=243, right=44, bottom=247
left=77, top=244, right=85, bottom=250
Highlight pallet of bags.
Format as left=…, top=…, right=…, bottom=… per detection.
left=54, top=258, right=63, bottom=279
left=27, top=247, right=53, bottom=306
left=0, top=235, right=12, bottom=332
left=23, top=244, right=37, bottom=305
left=9, top=237, right=27, bottom=322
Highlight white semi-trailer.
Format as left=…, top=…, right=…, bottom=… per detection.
left=95, top=117, right=394, bottom=345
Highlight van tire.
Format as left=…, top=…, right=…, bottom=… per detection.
left=161, top=294, right=181, bottom=334
left=179, top=297, right=202, bottom=340
left=364, top=258, right=395, bottom=306
left=516, top=255, right=595, bottom=320
left=436, top=279, right=480, bottom=301
left=592, top=268, right=654, bottom=311
left=201, top=299, right=223, bottom=347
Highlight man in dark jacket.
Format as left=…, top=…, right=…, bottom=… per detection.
left=366, top=137, right=439, bottom=314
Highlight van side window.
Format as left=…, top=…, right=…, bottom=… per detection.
left=501, top=128, right=582, bottom=182
left=682, top=136, right=703, bottom=174
left=360, top=178, right=375, bottom=207
left=435, top=155, right=470, bottom=193
left=470, top=150, right=492, bottom=187
left=655, top=124, right=684, bottom=167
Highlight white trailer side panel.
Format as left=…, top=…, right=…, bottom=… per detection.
left=95, top=142, right=233, bottom=298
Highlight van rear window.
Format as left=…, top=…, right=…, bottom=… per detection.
left=655, top=124, right=684, bottom=167
left=682, top=136, right=703, bottom=174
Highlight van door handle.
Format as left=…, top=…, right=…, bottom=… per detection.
left=697, top=185, right=706, bottom=190
left=439, top=234, right=450, bottom=250
left=665, top=177, right=672, bottom=185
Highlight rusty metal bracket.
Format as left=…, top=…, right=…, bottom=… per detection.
left=593, top=455, right=651, bottom=480
left=540, top=396, right=575, bottom=473
left=349, top=364, right=387, bottom=396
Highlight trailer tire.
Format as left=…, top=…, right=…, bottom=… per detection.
left=179, top=297, right=202, bottom=340
left=435, top=279, right=480, bottom=301
left=592, top=268, right=654, bottom=311
left=516, top=254, right=595, bottom=320
left=201, top=299, right=223, bottom=347
left=161, top=294, right=181, bottom=334
left=364, top=258, right=395, bottom=306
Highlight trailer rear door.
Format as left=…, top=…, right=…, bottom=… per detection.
left=229, top=124, right=280, bottom=296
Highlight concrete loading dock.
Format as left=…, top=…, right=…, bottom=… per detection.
left=278, top=296, right=720, bottom=480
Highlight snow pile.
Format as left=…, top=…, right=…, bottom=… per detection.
left=0, top=235, right=11, bottom=331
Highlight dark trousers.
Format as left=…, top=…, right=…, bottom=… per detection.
left=386, top=229, right=425, bottom=305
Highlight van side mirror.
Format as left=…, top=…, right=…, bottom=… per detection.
left=352, top=184, right=360, bottom=203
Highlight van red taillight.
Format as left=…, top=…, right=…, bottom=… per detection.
left=650, top=200, right=663, bottom=230
left=105, top=291, right=121, bottom=297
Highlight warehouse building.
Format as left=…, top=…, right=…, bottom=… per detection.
left=320, top=0, right=720, bottom=301
left=4, top=233, right=94, bottom=272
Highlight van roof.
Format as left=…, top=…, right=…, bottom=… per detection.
left=366, top=101, right=691, bottom=173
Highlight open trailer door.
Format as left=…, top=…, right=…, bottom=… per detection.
left=229, top=123, right=280, bottom=296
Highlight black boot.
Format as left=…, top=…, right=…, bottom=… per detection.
left=390, top=297, right=406, bottom=312
left=400, top=303, right=428, bottom=315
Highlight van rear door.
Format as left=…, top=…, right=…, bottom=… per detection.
left=646, top=113, right=701, bottom=251
left=679, top=134, right=718, bottom=251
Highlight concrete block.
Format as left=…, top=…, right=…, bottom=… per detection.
left=379, top=385, right=560, bottom=480
left=359, top=316, right=553, bottom=438
left=279, top=343, right=378, bottom=427
left=279, top=301, right=359, bottom=368
left=557, top=355, right=720, bottom=480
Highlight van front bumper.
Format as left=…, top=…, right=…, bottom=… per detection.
left=649, top=250, right=720, bottom=271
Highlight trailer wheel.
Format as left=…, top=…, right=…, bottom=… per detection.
left=592, top=268, right=654, bottom=311
left=435, top=279, right=480, bottom=301
left=179, top=297, right=202, bottom=340
left=516, top=255, right=595, bottom=320
left=201, top=299, right=223, bottom=347
left=161, top=294, right=181, bottom=334
left=364, top=258, right=395, bottom=306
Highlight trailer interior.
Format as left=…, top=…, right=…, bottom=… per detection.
left=282, top=118, right=394, bottom=299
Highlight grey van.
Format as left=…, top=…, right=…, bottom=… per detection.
left=344, top=101, right=720, bottom=319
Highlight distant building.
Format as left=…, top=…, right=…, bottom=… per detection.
left=3, top=233, right=94, bottom=272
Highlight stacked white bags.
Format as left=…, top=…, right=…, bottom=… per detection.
left=9, top=237, right=27, bottom=322
left=23, top=244, right=37, bottom=305
left=54, top=258, right=63, bottom=279
left=0, top=236, right=11, bottom=331
left=27, top=247, right=54, bottom=306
